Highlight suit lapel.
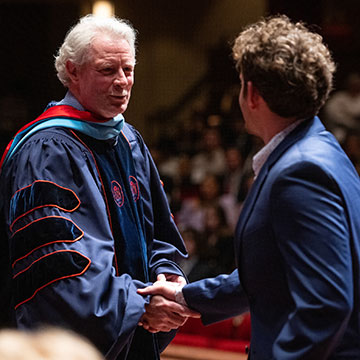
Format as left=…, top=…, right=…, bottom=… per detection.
left=235, top=117, right=324, bottom=256
left=234, top=156, right=269, bottom=257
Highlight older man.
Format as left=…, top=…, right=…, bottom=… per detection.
left=139, top=15, right=360, bottom=359
left=0, top=15, right=197, bottom=360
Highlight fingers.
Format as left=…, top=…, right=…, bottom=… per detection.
left=157, top=273, right=167, bottom=282
left=137, top=275, right=200, bottom=334
left=140, top=296, right=186, bottom=332
left=137, top=282, right=177, bottom=300
left=137, top=284, right=167, bottom=297
left=161, top=274, right=187, bottom=286
left=139, top=312, right=179, bottom=333
left=137, top=282, right=200, bottom=317
left=179, top=305, right=201, bottom=318
left=139, top=274, right=186, bottom=299
left=141, top=319, right=176, bottom=333
left=157, top=296, right=199, bottom=318
left=138, top=295, right=200, bottom=333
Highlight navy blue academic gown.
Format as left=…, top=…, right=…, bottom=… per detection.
left=0, top=105, right=187, bottom=359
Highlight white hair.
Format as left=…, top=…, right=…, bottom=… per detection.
left=55, top=14, right=137, bottom=87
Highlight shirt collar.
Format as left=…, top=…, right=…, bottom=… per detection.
left=56, top=91, right=85, bottom=111
left=252, top=119, right=305, bottom=178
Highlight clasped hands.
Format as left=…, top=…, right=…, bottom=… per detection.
left=137, top=274, right=200, bottom=333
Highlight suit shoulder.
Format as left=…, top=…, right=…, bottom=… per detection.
left=279, top=132, right=352, bottom=175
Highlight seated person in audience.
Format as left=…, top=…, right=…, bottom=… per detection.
left=190, top=127, right=226, bottom=185
left=176, top=174, right=222, bottom=232
left=323, top=71, right=360, bottom=142
left=178, top=227, right=218, bottom=282
left=202, top=204, right=235, bottom=274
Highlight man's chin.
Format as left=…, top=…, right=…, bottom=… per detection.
left=97, top=106, right=128, bottom=119
left=110, top=103, right=128, bottom=116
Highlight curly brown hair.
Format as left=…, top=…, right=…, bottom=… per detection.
left=232, top=15, right=336, bottom=119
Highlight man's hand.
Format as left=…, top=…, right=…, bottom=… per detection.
left=138, top=274, right=200, bottom=333
left=138, top=275, right=181, bottom=301
left=138, top=295, right=200, bottom=333
left=157, top=273, right=187, bottom=287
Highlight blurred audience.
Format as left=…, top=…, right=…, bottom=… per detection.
left=190, top=126, right=227, bottom=185
left=342, top=132, right=360, bottom=175
left=324, top=71, right=360, bottom=143
left=178, top=227, right=218, bottom=282
left=176, top=174, right=223, bottom=233
left=202, top=204, right=235, bottom=274
left=222, top=146, right=244, bottom=198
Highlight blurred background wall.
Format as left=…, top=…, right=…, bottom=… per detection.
left=1, top=0, right=360, bottom=144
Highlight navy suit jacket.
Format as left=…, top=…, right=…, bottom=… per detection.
left=183, top=117, right=360, bottom=359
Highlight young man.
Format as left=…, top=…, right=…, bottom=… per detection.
left=139, top=15, right=360, bottom=359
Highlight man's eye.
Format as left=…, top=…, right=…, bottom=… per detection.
left=101, top=67, right=114, bottom=74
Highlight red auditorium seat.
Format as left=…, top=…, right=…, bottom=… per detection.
left=172, top=313, right=251, bottom=353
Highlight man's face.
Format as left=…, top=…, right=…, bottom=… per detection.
left=72, top=34, right=135, bottom=119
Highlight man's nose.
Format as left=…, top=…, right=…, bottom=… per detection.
left=114, top=69, right=127, bottom=87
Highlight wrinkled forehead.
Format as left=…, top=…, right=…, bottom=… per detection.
left=87, top=34, right=136, bottom=63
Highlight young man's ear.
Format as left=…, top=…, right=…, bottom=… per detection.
left=246, top=81, right=261, bottom=110
left=65, top=61, right=79, bottom=84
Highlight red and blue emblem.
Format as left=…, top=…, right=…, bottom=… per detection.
left=129, top=176, right=140, bottom=201
left=111, top=181, right=124, bottom=207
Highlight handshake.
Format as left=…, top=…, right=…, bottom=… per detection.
left=137, top=274, right=200, bottom=333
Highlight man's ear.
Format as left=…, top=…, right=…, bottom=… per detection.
left=65, top=61, right=79, bottom=84
left=246, top=81, right=261, bottom=110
